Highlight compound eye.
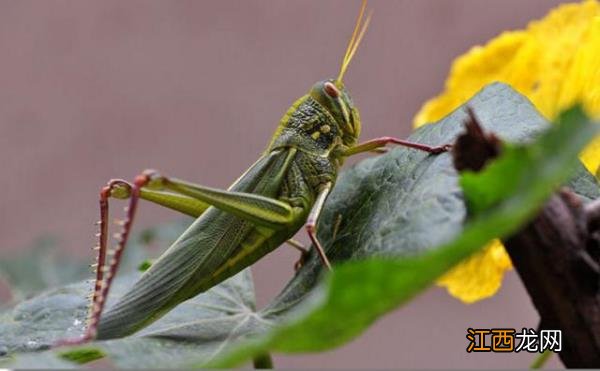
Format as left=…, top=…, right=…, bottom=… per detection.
left=323, top=82, right=340, bottom=98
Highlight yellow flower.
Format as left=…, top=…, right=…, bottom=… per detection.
left=414, top=0, right=600, bottom=303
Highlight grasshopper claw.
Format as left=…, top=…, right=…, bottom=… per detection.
left=293, top=250, right=311, bottom=272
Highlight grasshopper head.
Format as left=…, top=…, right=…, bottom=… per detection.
left=311, top=0, right=371, bottom=147
left=310, top=80, right=361, bottom=146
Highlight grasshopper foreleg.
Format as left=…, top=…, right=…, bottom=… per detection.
left=344, top=136, right=452, bottom=157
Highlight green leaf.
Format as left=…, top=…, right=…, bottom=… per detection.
left=460, top=107, right=598, bottom=214
left=0, top=237, right=89, bottom=303
left=137, top=260, right=153, bottom=272
left=207, top=87, right=599, bottom=366
left=1, top=269, right=259, bottom=368
left=58, top=347, right=106, bottom=364
left=1, top=351, right=78, bottom=369
left=1, top=83, right=598, bottom=368
left=1, top=220, right=260, bottom=369
left=256, top=83, right=598, bottom=327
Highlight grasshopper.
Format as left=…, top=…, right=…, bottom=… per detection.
left=64, top=0, right=450, bottom=344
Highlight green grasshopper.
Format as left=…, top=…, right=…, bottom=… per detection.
left=63, top=0, right=450, bottom=344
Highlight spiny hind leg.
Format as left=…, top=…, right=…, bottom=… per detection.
left=114, top=170, right=211, bottom=218
left=69, top=168, right=300, bottom=345
left=62, top=168, right=299, bottom=345
left=84, top=176, right=148, bottom=342
left=57, top=176, right=148, bottom=346
left=61, top=170, right=213, bottom=345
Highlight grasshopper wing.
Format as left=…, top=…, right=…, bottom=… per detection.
left=96, top=148, right=298, bottom=339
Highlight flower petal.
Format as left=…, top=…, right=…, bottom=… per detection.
left=413, top=31, right=529, bottom=128
left=436, top=240, right=512, bottom=304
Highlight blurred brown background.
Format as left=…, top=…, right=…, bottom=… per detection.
left=0, top=0, right=567, bottom=368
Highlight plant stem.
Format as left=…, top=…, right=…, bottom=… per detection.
left=530, top=350, right=552, bottom=369
left=252, top=352, right=273, bottom=369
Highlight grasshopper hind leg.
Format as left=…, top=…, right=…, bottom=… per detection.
left=58, top=169, right=211, bottom=346
left=58, top=165, right=298, bottom=345
left=56, top=175, right=149, bottom=346
left=60, top=168, right=206, bottom=345
left=82, top=176, right=149, bottom=345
